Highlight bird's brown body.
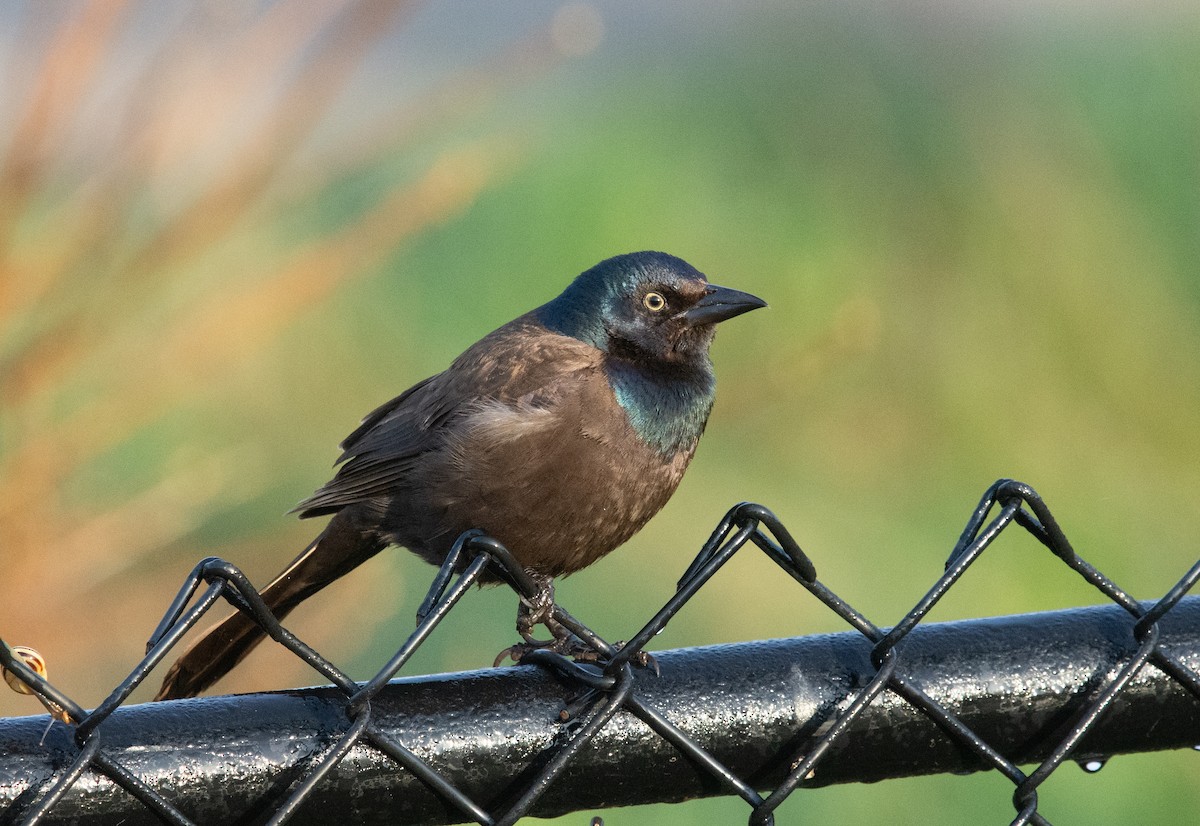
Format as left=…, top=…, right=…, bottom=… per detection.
left=156, top=252, right=763, bottom=700
left=298, top=317, right=697, bottom=579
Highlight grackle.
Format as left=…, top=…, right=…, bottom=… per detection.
left=155, top=251, right=765, bottom=699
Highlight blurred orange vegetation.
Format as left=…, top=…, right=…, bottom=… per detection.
left=0, top=0, right=563, bottom=710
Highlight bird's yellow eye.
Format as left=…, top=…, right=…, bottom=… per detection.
left=643, top=292, right=667, bottom=312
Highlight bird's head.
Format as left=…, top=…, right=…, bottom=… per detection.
left=538, top=251, right=766, bottom=365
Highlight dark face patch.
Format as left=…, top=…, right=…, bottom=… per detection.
left=603, top=275, right=718, bottom=365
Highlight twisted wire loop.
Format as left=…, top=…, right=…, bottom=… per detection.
left=2, top=479, right=1199, bottom=825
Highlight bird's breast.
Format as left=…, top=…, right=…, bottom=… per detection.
left=420, top=371, right=698, bottom=577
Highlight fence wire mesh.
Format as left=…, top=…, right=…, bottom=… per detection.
left=2, top=478, right=1200, bottom=825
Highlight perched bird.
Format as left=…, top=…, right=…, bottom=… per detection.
left=155, top=251, right=765, bottom=700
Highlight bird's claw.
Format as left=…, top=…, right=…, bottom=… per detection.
left=605, top=640, right=659, bottom=675
left=627, top=647, right=660, bottom=676
left=498, top=575, right=659, bottom=672
left=493, top=634, right=659, bottom=675
left=493, top=631, right=596, bottom=666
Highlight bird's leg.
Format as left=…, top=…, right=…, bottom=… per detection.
left=494, top=575, right=594, bottom=665
left=515, top=575, right=564, bottom=643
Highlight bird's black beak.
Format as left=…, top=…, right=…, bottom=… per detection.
left=681, top=284, right=768, bottom=327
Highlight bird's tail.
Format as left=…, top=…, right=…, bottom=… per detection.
left=154, top=510, right=387, bottom=700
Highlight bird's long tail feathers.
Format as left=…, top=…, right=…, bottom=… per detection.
left=154, top=511, right=387, bottom=700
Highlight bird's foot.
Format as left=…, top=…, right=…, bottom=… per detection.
left=494, top=576, right=659, bottom=672
left=495, top=575, right=601, bottom=665
left=493, top=637, right=659, bottom=673
left=493, top=632, right=597, bottom=666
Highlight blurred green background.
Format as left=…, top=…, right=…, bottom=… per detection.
left=2, top=1, right=1199, bottom=823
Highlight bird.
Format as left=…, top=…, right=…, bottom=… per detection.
left=155, top=251, right=765, bottom=700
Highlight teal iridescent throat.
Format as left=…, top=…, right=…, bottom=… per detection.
left=605, top=360, right=715, bottom=456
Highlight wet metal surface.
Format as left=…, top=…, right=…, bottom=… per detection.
left=3, top=598, right=1199, bottom=825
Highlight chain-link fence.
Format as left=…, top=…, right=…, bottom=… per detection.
left=3, top=479, right=1199, bottom=825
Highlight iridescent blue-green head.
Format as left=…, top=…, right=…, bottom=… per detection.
left=537, top=251, right=766, bottom=454
left=536, top=251, right=766, bottom=366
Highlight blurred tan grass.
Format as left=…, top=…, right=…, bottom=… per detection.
left=0, top=0, right=566, bottom=711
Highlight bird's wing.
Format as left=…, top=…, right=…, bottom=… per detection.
left=293, top=318, right=601, bottom=516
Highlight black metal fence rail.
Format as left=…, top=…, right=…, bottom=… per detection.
left=5, top=601, right=1200, bottom=825
left=2, top=479, right=1199, bottom=826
